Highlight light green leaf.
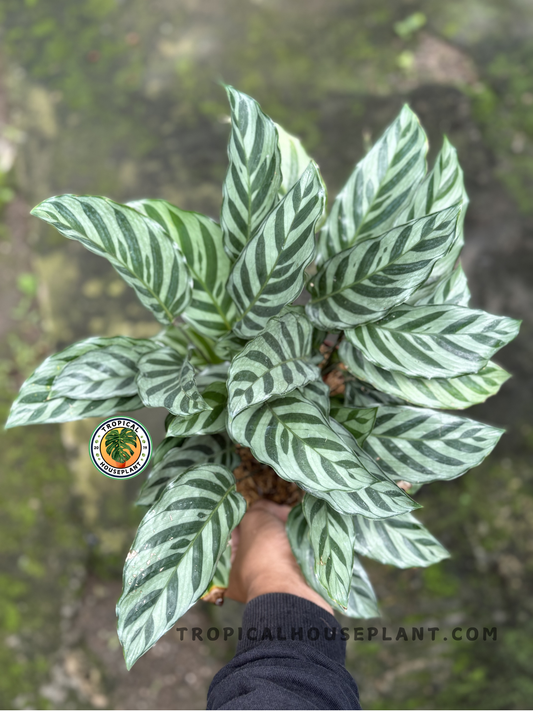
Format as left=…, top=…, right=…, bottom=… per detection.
left=399, top=137, right=469, bottom=291
left=31, top=195, right=192, bottom=325
left=330, top=404, right=377, bottom=446
left=340, top=341, right=511, bottom=410
left=136, top=347, right=209, bottom=416
left=317, top=105, right=427, bottom=264
left=166, top=382, right=227, bottom=437
left=129, top=200, right=237, bottom=338
left=344, top=556, right=380, bottom=618
left=50, top=338, right=157, bottom=400
left=299, top=379, right=332, bottom=417
left=228, top=162, right=326, bottom=338
left=154, top=324, right=222, bottom=367
left=5, top=393, right=142, bottom=429
left=309, top=417, right=420, bottom=519
left=276, top=123, right=313, bottom=195
left=136, top=433, right=239, bottom=507
left=117, top=464, right=246, bottom=669
left=345, top=304, right=520, bottom=379
left=6, top=337, right=144, bottom=428
left=214, top=333, right=248, bottom=361
left=315, top=479, right=420, bottom=520
left=287, top=504, right=379, bottom=618
left=228, top=389, right=381, bottom=494
left=412, top=263, right=470, bottom=307
left=151, top=436, right=183, bottom=466
left=221, top=86, right=282, bottom=261
left=227, top=310, right=320, bottom=418
left=196, top=363, right=230, bottom=389
left=396, top=137, right=468, bottom=226
left=353, top=512, right=449, bottom=568
left=302, top=494, right=355, bottom=608
left=363, top=405, right=504, bottom=485
left=344, top=380, right=407, bottom=407
left=203, top=544, right=232, bottom=596
left=307, top=206, right=461, bottom=331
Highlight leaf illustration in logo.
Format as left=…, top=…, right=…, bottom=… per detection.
left=105, top=428, right=138, bottom=467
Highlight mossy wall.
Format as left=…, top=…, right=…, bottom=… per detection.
left=0, top=1, right=532, bottom=708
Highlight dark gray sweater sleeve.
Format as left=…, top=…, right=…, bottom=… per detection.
left=207, top=593, right=361, bottom=710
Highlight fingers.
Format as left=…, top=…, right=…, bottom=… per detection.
left=229, top=526, right=240, bottom=564
left=225, top=500, right=300, bottom=605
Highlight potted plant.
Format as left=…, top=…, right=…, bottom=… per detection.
left=7, top=86, right=520, bottom=669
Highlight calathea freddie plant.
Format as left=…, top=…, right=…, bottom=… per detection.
left=7, top=86, right=520, bottom=669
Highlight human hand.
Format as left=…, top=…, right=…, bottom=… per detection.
left=225, top=499, right=333, bottom=613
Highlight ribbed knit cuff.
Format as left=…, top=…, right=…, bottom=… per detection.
left=236, top=593, right=346, bottom=665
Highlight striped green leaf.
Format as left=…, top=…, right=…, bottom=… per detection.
left=344, top=380, right=407, bottom=408
left=353, top=512, right=449, bottom=568
left=117, top=464, right=246, bottom=668
left=203, top=544, right=232, bottom=597
left=275, top=123, right=327, bottom=229
left=413, top=263, right=470, bottom=307
left=363, top=405, right=503, bottom=485
left=214, top=333, right=248, bottom=361
left=212, top=544, right=232, bottom=589
left=340, top=341, right=511, bottom=410
left=136, top=347, right=209, bottom=416
left=307, top=206, right=461, bottom=331
left=152, top=436, right=183, bottom=466
left=399, top=137, right=468, bottom=292
left=276, top=123, right=313, bottom=196
left=302, top=494, right=355, bottom=608
left=6, top=338, right=143, bottom=428
left=154, top=325, right=223, bottom=368
left=343, top=556, right=379, bottom=618
left=287, top=504, right=379, bottom=618
left=308, top=417, right=420, bottom=519
left=228, top=389, right=382, bottom=494
left=136, top=433, right=239, bottom=507
left=345, top=304, right=520, bottom=379
left=227, top=310, right=320, bottom=418
left=166, top=382, right=227, bottom=437
left=196, top=363, right=230, bottom=389
left=314, top=478, right=420, bottom=520
left=299, top=379, right=332, bottom=417
left=330, top=404, right=377, bottom=445
left=317, top=105, right=427, bottom=264
left=396, top=137, right=468, bottom=227
left=6, top=393, right=142, bottom=429
left=228, top=162, right=326, bottom=338
left=31, top=195, right=192, bottom=325
left=129, top=200, right=237, bottom=338
left=221, top=86, right=282, bottom=261
left=50, top=337, right=157, bottom=400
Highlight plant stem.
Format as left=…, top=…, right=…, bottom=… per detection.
left=321, top=332, right=344, bottom=375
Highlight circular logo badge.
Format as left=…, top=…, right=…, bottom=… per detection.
left=89, top=417, right=152, bottom=479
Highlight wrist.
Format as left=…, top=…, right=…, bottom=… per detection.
left=246, top=569, right=333, bottom=614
